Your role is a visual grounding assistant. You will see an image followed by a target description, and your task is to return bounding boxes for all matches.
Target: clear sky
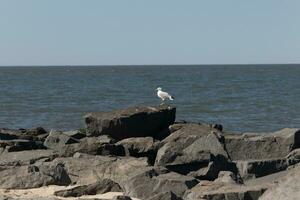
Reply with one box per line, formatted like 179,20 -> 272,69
0,0 -> 299,65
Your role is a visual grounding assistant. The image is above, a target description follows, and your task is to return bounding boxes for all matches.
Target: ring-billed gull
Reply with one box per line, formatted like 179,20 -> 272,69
156,87 -> 174,103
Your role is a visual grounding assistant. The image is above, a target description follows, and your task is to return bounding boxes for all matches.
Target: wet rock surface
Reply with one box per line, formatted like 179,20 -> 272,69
0,105 -> 299,200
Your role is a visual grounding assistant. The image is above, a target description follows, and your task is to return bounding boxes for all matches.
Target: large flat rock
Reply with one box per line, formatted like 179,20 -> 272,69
224,128 -> 300,160
84,105 -> 176,140
0,163 -> 71,189
0,127 -> 47,141
50,153 -> 150,185
0,149 -> 57,166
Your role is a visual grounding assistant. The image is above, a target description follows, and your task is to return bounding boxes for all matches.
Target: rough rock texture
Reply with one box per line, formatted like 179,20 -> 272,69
259,166 -> 300,200
43,130 -> 85,150
0,127 -> 47,141
224,128 -> 300,160
0,197 -> 60,200
0,139 -> 45,152
49,154 -> 149,185
0,163 -> 71,189
123,167 -> 198,199
187,154 -> 238,181
214,171 -> 237,184
286,148 -> 300,160
116,137 -> 158,164
112,196 -> 133,200
57,135 -> 115,157
54,179 -> 122,197
184,181 -> 267,200
234,158 -> 291,180
154,123 -> 237,180
155,124 -> 227,166
0,150 -> 57,166
84,105 -> 176,140
147,191 -> 182,200
0,105 -> 299,200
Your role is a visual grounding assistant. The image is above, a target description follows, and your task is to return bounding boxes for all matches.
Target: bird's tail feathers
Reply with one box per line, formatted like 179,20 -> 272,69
169,96 -> 174,100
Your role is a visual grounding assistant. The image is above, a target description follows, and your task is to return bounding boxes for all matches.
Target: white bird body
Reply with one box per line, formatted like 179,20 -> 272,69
156,87 -> 174,101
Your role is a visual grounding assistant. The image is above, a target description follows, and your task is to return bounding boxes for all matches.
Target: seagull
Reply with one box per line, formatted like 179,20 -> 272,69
156,87 -> 174,104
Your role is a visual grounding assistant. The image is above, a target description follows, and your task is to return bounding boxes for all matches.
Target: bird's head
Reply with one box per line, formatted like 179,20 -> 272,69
156,87 -> 162,91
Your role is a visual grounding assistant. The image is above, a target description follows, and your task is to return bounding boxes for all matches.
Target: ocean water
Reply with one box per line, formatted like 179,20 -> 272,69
0,65 -> 299,133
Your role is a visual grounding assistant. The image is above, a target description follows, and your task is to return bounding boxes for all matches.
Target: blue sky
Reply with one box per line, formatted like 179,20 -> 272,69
0,0 -> 299,65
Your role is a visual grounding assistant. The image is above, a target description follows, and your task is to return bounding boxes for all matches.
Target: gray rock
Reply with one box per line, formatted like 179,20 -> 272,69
49,154 -> 149,185
259,166 -> 300,200
224,128 -> 300,160
57,135 -> 118,157
116,137 -> 158,164
84,105 -> 176,140
155,124 -> 227,166
188,154 -> 239,181
0,139 -> 45,152
54,179 -> 122,197
0,127 -> 47,141
97,143 -> 125,156
286,148 -> 300,160
147,191 -> 182,200
214,171 -> 237,184
43,130 -> 85,150
235,158 -> 291,180
23,127 -> 48,137
1,198 -> 60,200
154,123 -> 236,180
123,167 -> 198,199
0,149 -> 57,166
0,163 -> 71,189
112,196 -> 132,200
184,181 -> 267,200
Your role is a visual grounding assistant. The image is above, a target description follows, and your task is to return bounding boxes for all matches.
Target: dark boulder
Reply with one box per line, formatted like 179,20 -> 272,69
97,143 -> 125,156
0,139 -> 45,152
0,127 -> 47,141
147,191 -> 182,200
84,105 -> 176,140
187,154 -> 239,181
122,167 -> 198,199
224,128 -> 300,160
54,179 -> 122,197
0,128 -> 25,140
24,127 -> 47,136
112,196 -> 132,200
234,158 -> 298,180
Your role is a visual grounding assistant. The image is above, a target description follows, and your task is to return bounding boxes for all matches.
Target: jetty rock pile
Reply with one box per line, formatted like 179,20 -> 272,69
0,105 -> 299,200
